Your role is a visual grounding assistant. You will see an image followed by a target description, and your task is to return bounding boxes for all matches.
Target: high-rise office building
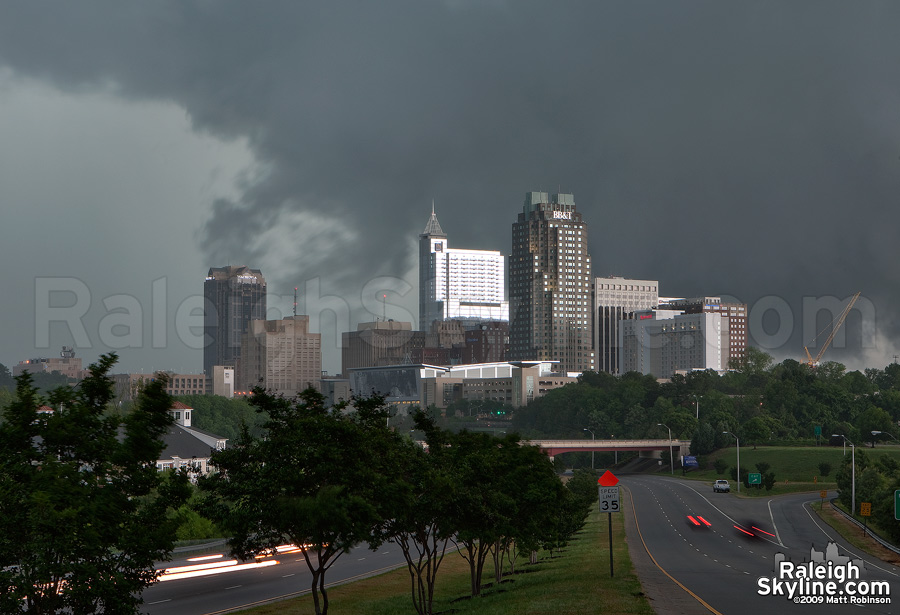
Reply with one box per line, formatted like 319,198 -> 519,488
419,207 -> 508,332
594,277 -> 659,374
203,266 -> 267,377
240,316 -> 321,396
509,192 -> 594,373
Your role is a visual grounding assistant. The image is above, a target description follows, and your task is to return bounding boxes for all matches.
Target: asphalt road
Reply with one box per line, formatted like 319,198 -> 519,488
141,543 -> 408,615
141,477 -> 900,615
623,475 -> 900,614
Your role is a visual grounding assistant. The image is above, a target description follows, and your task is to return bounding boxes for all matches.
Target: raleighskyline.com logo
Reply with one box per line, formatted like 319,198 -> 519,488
757,542 -> 890,605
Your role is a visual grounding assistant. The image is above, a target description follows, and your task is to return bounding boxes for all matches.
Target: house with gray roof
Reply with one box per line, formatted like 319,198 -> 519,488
156,401 -> 227,478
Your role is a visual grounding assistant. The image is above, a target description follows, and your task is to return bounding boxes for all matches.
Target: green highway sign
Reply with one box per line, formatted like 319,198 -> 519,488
749,473 -> 762,485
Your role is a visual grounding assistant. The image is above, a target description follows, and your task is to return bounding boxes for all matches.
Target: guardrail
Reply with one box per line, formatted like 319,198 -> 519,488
826,498 -> 900,555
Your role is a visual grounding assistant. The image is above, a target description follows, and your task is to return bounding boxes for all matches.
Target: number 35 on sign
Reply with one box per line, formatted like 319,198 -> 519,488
599,486 -> 620,512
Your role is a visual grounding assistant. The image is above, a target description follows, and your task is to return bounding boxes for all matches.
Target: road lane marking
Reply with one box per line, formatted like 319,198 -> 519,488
765,498 -> 786,547
625,484 -> 724,615
147,599 -> 171,605
802,499 -> 900,578
225,585 -> 242,590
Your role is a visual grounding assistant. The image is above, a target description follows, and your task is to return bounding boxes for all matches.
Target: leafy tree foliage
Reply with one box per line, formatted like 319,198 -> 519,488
0,354 -> 190,615
0,363 -> 14,389
201,387 -> 395,615
370,410 -> 457,615
175,393 -> 266,441
690,422 -> 716,455
513,351 -> 900,460
713,458 -> 728,474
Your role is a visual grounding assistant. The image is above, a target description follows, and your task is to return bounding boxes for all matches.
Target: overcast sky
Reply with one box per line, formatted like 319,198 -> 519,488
1,1 -> 898,376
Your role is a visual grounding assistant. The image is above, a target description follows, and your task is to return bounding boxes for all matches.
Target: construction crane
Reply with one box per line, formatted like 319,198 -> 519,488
804,291 -> 861,367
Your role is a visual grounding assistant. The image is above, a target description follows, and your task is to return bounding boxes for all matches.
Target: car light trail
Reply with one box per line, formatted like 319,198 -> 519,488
751,526 -> 774,537
158,560 -> 279,582
687,515 -> 711,526
186,554 -> 225,562
733,525 -> 755,536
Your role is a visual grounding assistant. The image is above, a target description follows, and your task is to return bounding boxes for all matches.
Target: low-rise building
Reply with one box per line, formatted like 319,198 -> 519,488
13,347 -> 88,380
156,401 -> 227,478
348,360 -> 576,412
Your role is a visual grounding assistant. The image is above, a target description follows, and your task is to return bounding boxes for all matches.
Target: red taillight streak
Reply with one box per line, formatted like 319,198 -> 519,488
687,516 -> 700,526
697,516 -> 711,526
752,526 -> 774,537
734,525 -> 755,536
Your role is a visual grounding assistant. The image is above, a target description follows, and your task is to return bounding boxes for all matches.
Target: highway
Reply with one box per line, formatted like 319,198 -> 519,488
141,543 -> 408,615
141,477 -> 900,614
624,475 -> 900,614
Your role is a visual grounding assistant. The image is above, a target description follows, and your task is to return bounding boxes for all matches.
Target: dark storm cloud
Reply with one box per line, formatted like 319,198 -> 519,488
2,1 -> 899,367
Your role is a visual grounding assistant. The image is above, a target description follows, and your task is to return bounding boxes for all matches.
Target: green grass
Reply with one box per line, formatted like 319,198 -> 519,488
681,444 -> 900,496
232,508 -> 653,615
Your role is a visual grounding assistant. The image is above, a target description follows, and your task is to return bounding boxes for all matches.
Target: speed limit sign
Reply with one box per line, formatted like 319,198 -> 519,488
599,486 -> 620,513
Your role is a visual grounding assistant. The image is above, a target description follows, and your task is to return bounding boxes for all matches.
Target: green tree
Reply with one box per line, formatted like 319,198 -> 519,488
0,362 -> 13,389
202,387 -> 394,615
373,410 -> 457,615
690,422 -> 716,455
835,448 -> 869,512
858,406 -> 893,447
817,461 -> 832,478
449,430 -> 511,596
0,354 -> 190,615
714,458 -> 728,475
499,437 -> 570,580
742,415 -> 775,449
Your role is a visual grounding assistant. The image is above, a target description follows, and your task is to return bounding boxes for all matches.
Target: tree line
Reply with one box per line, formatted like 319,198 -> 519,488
199,385 -> 592,615
513,348 -> 900,451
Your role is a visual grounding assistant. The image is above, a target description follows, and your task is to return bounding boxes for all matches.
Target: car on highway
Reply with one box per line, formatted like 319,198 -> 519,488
713,479 -> 730,493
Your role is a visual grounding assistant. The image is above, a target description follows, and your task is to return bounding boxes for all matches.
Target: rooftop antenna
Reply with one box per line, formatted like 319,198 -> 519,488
293,287 -> 298,317
383,294 -> 387,322
432,199 -> 435,215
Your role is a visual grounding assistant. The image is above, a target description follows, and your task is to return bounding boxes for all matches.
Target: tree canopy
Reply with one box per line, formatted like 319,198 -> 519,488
0,354 -> 190,615
512,354 -> 900,451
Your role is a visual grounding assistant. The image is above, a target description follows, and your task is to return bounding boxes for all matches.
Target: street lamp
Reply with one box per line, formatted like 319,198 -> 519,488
840,435 -> 856,515
723,431 -> 740,492
872,430 -> 900,445
583,428 -> 595,470
692,395 -> 702,420
658,423 -> 673,475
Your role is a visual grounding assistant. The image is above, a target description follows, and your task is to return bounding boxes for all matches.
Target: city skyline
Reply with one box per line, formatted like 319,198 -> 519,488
1,3 -> 897,375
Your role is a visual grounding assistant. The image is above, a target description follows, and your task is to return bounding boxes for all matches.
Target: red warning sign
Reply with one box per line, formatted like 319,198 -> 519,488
597,470 -> 619,487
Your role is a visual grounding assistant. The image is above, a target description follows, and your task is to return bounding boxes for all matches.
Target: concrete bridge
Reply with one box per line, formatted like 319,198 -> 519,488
525,438 -> 689,461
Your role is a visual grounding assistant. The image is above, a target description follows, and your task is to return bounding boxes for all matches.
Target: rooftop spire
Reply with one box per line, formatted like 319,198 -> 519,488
422,202 -> 446,237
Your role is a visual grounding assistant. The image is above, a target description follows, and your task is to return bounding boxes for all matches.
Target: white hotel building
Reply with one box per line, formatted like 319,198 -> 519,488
419,208 -> 509,332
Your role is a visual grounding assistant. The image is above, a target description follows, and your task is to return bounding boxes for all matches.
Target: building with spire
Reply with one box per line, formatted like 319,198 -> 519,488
509,192 -> 594,374
418,205 -> 508,333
